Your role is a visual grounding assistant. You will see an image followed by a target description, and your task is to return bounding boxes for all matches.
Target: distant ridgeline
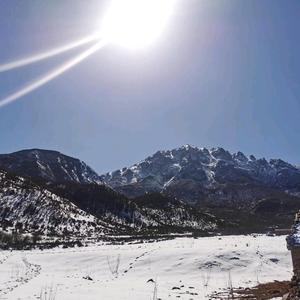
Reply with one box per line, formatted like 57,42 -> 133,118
0,146 -> 300,239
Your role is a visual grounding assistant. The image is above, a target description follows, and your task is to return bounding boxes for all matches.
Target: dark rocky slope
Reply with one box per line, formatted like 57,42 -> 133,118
102,145 -> 300,209
0,149 -> 102,184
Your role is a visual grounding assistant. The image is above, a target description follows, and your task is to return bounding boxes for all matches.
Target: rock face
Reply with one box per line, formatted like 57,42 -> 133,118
101,145 -> 300,207
0,149 -> 102,184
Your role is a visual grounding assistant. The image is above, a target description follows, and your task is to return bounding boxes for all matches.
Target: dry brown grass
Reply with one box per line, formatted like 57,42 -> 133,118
210,280 -> 291,299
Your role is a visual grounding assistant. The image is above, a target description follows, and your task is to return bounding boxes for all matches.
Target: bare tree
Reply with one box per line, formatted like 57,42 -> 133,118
106,254 -> 121,278
201,268 -> 212,289
39,284 -> 58,300
227,270 -> 234,299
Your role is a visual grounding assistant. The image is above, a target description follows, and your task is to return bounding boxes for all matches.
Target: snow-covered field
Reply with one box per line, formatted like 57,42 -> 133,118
0,235 -> 292,299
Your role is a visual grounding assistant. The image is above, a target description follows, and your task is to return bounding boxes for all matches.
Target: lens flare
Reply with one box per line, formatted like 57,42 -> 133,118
0,35 -> 97,73
0,1 -> 177,108
0,40 -> 107,108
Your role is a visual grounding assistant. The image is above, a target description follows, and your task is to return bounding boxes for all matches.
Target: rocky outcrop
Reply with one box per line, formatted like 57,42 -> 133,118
102,145 -> 300,207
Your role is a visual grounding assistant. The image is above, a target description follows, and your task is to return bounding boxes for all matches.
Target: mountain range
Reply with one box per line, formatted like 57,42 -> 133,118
0,146 -> 299,238
102,145 -> 300,206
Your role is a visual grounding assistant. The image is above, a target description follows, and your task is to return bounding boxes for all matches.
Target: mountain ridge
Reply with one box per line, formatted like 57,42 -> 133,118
101,144 -> 300,206
1,145 -> 300,238
0,166 -> 217,237
0,168 -> 109,237
0,148 -> 102,184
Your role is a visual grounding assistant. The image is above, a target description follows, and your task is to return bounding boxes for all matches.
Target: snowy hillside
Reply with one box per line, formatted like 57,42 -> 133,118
0,149 -> 102,184
0,235 -> 292,299
102,145 -> 300,206
0,169 -> 108,237
46,183 -> 218,233
132,193 -> 217,231
0,169 -> 217,237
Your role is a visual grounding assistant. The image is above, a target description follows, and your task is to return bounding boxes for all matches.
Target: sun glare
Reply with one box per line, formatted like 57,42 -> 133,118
100,0 -> 176,49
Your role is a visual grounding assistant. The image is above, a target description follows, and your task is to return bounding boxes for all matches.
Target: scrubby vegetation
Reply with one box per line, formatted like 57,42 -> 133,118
211,280 -> 291,299
0,230 -> 40,250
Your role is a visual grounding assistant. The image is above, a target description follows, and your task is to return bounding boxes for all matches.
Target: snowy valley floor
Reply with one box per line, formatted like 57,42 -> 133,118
0,235 -> 293,300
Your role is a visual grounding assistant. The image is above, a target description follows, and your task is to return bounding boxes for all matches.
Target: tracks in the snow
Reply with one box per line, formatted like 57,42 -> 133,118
0,253 -> 11,266
0,254 -> 41,297
122,248 -> 156,276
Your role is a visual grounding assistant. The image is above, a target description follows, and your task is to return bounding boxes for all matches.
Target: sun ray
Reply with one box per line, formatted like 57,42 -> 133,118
0,40 -> 107,108
0,35 -> 98,73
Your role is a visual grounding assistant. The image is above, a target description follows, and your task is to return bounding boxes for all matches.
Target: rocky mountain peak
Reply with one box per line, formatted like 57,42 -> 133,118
269,159 -> 296,170
210,147 -> 232,161
233,151 -> 249,163
101,145 -> 300,205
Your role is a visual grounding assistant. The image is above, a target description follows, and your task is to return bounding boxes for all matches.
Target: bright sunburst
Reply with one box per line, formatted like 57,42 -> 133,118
100,0 -> 176,49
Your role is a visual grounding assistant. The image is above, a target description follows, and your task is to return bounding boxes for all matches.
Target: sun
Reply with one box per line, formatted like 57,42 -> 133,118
100,0 -> 176,49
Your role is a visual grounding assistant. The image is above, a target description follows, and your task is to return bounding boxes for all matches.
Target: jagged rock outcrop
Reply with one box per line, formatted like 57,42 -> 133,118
102,145 -> 300,207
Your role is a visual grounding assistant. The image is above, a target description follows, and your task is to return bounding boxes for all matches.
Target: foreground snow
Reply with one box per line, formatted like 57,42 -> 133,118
0,235 -> 292,299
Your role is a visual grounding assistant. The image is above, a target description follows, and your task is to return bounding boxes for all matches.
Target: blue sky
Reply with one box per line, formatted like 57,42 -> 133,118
0,0 -> 299,173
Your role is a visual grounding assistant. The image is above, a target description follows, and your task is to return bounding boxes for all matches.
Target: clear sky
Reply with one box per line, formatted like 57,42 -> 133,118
0,0 -> 299,173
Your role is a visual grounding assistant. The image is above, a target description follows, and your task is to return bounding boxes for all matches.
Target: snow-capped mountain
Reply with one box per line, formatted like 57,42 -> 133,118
1,146 -> 299,237
0,149 -> 102,184
101,145 -> 300,206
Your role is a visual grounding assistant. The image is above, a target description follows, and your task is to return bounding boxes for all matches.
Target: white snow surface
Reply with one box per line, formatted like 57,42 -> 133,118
0,235 -> 292,299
